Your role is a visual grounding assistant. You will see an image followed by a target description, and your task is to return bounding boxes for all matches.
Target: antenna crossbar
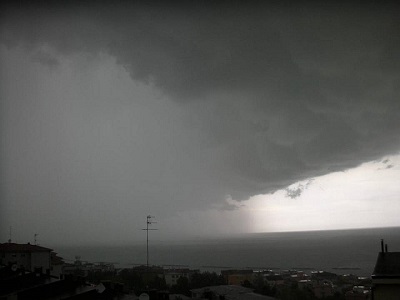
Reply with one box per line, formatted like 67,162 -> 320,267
142,215 -> 158,268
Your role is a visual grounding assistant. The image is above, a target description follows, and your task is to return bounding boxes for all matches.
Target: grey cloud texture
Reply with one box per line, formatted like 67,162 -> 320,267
1,1 -> 400,242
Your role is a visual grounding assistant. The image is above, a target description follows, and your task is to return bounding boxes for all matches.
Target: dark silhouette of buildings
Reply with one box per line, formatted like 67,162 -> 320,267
371,240 -> 400,300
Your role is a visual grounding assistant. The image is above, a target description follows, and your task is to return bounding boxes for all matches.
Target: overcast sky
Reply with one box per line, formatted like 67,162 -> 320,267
1,1 -> 399,245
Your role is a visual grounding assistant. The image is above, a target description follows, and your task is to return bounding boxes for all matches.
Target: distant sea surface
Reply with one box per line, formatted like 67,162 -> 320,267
57,227 -> 400,276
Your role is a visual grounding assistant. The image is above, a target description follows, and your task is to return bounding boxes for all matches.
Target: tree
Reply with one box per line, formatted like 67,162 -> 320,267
170,276 -> 190,296
190,272 -> 225,289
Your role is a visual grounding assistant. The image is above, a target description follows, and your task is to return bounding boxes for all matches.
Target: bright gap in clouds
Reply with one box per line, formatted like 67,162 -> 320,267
161,155 -> 400,240
245,155 -> 400,233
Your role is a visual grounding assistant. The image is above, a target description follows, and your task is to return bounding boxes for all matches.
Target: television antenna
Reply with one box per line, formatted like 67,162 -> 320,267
142,215 -> 158,268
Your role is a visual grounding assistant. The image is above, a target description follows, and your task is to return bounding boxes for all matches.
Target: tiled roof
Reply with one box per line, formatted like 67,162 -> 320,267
191,285 -> 254,295
0,243 -> 53,253
191,285 -> 276,300
372,252 -> 400,278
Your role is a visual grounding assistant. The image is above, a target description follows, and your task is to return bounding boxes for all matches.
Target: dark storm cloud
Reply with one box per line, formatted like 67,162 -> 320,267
1,1 -> 400,206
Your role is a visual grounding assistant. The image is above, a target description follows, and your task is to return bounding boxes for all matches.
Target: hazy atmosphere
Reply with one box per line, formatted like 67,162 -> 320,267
1,1 -> 400,245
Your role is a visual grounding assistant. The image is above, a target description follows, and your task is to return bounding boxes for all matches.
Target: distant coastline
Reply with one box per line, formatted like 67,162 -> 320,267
56,226 -> 400,277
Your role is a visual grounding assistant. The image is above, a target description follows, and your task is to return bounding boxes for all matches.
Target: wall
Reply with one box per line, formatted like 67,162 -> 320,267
0,252 -> 31,270
30,251 -> 51,272
373,284 -> 400,300
165,272 -> 189,286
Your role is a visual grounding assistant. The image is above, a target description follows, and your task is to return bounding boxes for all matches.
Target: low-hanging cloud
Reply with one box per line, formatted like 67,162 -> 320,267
1,2 -> 400,241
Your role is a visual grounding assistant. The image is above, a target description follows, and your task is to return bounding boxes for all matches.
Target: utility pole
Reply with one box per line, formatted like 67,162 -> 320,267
142,215 -> 157,268
34,233 -> 38,245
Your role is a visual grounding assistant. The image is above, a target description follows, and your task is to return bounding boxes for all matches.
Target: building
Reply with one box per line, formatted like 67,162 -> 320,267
312,280 -> 334,299
164,268 -> 191,286
221,269 -> 254,286
0,242 -> 52,274
298,279 -> 312,291
0,264 -> 133,300
345,286 -> 370,300
371,240 -> 400,300
50,251 -> 64,278
264,274 -> 285,286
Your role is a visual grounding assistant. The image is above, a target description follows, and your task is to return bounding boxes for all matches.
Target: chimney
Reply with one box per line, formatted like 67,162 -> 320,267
381,239 -> 384,253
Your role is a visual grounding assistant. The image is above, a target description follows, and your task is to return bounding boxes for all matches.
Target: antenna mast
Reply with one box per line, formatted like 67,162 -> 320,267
142,215 -> 158,268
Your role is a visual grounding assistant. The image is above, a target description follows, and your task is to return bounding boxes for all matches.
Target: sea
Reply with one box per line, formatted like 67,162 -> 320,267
56,227 -> 400,277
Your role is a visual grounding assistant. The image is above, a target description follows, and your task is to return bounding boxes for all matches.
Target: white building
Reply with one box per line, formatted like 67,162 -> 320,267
0,242 -> 52,274
164,269 -> 191,286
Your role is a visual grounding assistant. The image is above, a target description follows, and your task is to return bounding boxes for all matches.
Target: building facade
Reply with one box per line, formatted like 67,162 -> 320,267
0,242 -> 52,274
164,269 -> 191,286
371,241 -> 400,300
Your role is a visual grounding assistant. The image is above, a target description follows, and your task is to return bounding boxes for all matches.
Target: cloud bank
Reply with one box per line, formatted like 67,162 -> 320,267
1,1 -> 399,241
